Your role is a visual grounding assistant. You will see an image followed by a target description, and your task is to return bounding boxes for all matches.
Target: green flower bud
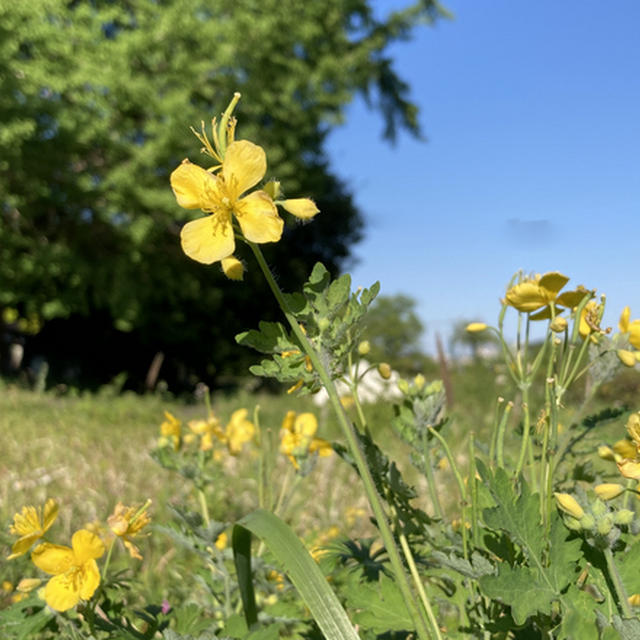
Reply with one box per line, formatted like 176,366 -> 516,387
591,499 -> 607,517
397,379 -> 409,394
564,516 -> 583,531
317,317 -> 330,331
579,514 -> 596,530
614,509 -> 635,526
357,340 -> 371,356
378,363 -> 392,380
597,514 -> 613,536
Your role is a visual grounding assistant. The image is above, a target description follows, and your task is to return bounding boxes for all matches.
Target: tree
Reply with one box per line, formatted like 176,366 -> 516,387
362,294 -> 431,374
0,0 -> 446,389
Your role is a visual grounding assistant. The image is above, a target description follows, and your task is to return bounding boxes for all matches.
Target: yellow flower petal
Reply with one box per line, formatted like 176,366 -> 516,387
505,281 -> 550,312
555,287 -> 589,309
309,437 -> 332,457
613,438 -> 637,459
538,272 -> 569,296
618,459 -> 640,480
71,530 -> 105,563
295,413 -> 318,438
44,573 -> 82,611
170,160 -> 221,210
235,191 -> 283,243
31,543 -> 75,575
629,320 -> 640,350
180,213 -> 235,264
222,140 -> 267,198
281,198 -> 320,220
620,306 -> 631,333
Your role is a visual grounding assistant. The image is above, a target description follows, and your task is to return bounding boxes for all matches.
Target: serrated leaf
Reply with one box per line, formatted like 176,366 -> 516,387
613,615 -> 640,640
432,550 -> 495,579
235,321 -> 292,354
346,573 -> 414,633
326,274 -> 351,312
478,463 -> 545,564
557,586 -> 600,640
479,564 -> 555,625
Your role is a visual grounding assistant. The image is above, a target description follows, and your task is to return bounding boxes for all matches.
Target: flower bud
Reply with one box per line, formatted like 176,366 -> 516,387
627,412 -> 640,445
591,498 -> 607,517
614,509 -> 635,526
281,198 -> 319,220
554,493 -> 585,519
618,349 -> 637,368
413,374 -> 426,390
221,256 -> 244,281
564,516 -> 582,531
549,317 -> 568,333
263,179 -> 281,199
357,340 -> 371,356
580,514 -> 596,530
378,363 -> 392,380
466,322 -> 487,333
317,317 -> 330,331
16,578 -> 42,593
397,378 -> 409,394
597,514 -> 613,536
628,594 -> 640,607
598,445 -> 616,461
594,483 -> 625,501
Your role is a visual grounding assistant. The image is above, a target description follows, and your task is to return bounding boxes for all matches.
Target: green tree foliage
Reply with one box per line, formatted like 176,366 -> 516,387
0,0 -> 445,388
362,294 -> 430,374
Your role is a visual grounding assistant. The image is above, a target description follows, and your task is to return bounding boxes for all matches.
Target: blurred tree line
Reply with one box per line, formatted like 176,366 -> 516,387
0,0 -> 445,391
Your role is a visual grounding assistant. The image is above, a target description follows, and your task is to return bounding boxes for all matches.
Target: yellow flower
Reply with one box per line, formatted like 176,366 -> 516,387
619,307 -> 640,349
215,532 -> 228,550
505,272 -> 569,313
8,499 -> 59,559
554,492 -> 585,519
31,529 -> 105,611
280,411 -> 332,470
466,322 -> 487,332
225,408 -> 255,455
627,412 -> 640,447
505,272 -> 589,319
107,501 -> 151,560
171,141 -> 284,264
618,349 -> 637,368
159,410 -> 181,450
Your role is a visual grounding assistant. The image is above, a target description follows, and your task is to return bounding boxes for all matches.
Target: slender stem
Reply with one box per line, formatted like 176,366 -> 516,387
514,386 -> 531,478
422,429 -> 444,519
101,538 -> 116,581
391,504 -> 444,640
604,547 -> 632,618
198,489 -> 210,527
249,243 -> 434,639
428,427 -> 468,559
469,433 -> 480,547
496,401 -> 513,470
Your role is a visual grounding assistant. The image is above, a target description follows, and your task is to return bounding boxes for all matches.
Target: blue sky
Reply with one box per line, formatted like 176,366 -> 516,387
325,0 -> 640,351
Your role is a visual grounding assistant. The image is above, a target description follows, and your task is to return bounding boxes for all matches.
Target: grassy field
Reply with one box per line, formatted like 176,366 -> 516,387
2,362 -> 636,614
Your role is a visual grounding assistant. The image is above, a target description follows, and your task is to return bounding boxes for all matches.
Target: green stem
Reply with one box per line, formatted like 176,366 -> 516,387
428,427 -> 468,560
422,429 -> 444,519
198,489 -> 210,527
496,400 -> 513,470
469,433 -> 480,547
101,538 -> 116,581
604,546 -> 632,618
249,242 -> 434,639
514,385 -> 531,478
390,504 -> 444,640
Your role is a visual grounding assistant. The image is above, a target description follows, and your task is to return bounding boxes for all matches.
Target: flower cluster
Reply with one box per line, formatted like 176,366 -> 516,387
7,498 -> 151,612
279,411 -> 332,474
158,407 -> 256,458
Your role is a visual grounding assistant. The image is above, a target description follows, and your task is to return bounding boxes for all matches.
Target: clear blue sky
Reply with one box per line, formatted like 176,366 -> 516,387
325,0 -> 640,351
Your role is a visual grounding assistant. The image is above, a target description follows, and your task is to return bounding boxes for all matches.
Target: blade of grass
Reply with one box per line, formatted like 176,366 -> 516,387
233,508 -> 360,640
